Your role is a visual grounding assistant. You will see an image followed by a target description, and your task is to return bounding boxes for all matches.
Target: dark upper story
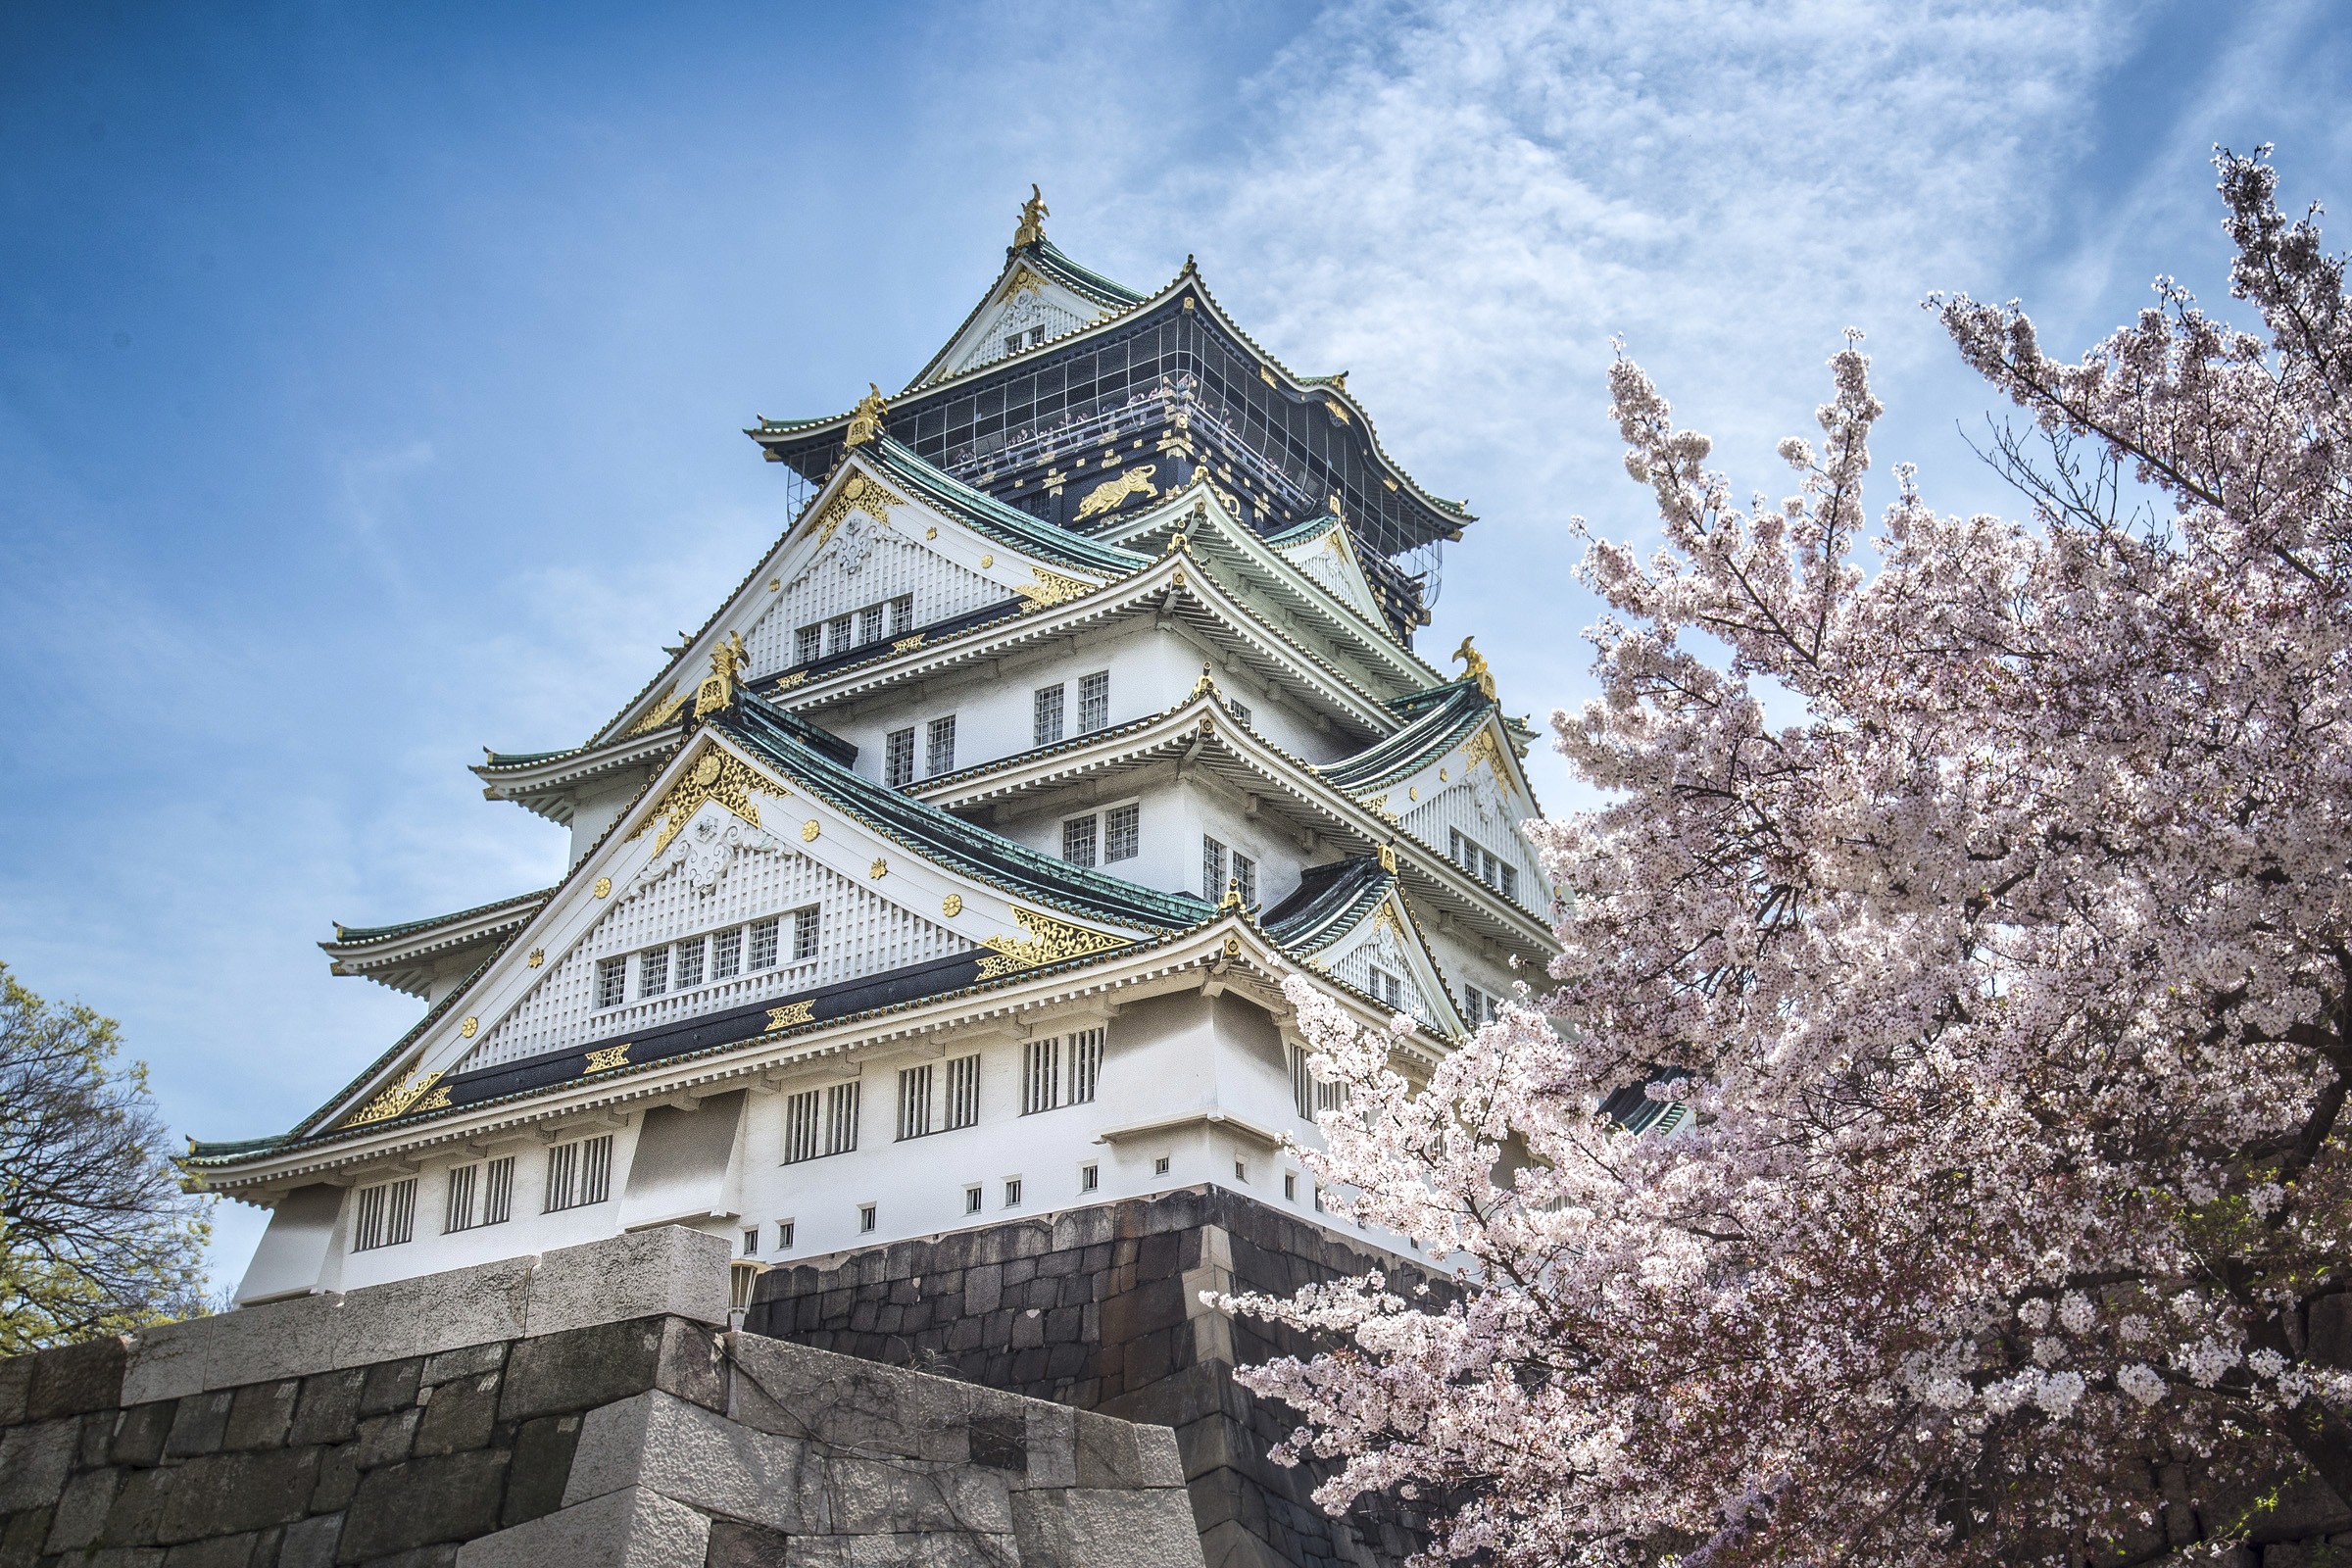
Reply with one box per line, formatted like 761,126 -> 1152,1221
747,242 -> 1474,643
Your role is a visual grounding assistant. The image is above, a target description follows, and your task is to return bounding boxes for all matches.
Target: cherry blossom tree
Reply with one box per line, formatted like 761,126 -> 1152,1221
1227,149 -> 2352,1566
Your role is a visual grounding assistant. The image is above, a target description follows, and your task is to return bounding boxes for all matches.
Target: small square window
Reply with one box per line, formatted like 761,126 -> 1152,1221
741,1228 -> 760,1256
1004,1177 -> 1023,1208
1234,1159 -> 1248,1182
792,906 -> 820,961
1062,814 -> 1098,867
749,918 -> 779,970
966,1185 -> 984,1214
1228,699 -> 1252,729
825,613 -> 854,656
1080,1162 -> 1099,1193
796,624 -> 822,664
1153,1155 -> 1171,1177
1028,326 -> 1046,347
1004,333 -> 1023,356
858,1203 -> 877,1234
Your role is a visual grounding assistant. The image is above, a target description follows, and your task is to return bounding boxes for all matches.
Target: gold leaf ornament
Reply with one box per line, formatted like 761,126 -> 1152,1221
975,906 -> 1131,979
632,747 -> 776,857
764,1001 -> 815,1032
942,894 -> 963,918
811,466 -> 904,549
1074,465 -> 1159,522
1016,568 -> 1095,612
342,1068 -> 447,1129
584,1043 -> 631,1074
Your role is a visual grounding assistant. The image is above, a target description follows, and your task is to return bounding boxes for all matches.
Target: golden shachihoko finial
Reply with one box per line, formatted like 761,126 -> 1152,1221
1014,183 -> 1049,249
844,384 -> 887,448
1453,636 -> 1496,700
694,631 -> 750,718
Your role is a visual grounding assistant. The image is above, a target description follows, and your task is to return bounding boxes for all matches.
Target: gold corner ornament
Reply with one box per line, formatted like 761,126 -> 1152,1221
1074,465 -> 1158,522
976,906 -> 1131,979
813,469 -> 905,551
633,746 -> 777,857
1452,636 -> 1497,700
1463,726 -> 1503,781
527,948 -> 545,968
1219,877 -> 1244,911
584,1043 -> 631,1074
844,384 -> 888,448
1013,183 -> 1048,249
764,1001 -> 815,1032
1004,264 -> 1045,300
629,685 -> 690,735
342,1068 -> 448,1129
694,632 -> 750,719
1189,664 -> 1218,701
1016,567 -> 1094,612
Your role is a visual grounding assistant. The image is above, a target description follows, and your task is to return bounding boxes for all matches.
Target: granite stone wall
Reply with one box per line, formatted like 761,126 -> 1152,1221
742,1186 -> 1440,1568
0,1227 -> 1203,1568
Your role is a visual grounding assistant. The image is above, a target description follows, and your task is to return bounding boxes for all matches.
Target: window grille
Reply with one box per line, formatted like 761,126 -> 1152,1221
1034,684 -> 1065,746
1028,326 -> 1046,347
545,1141 -> 577,1211
888,595 -> 912,638
445,1164 -> 479,1233
1103,805 -> 1138,863
1080,1162 -> 1099,1193
1078,671 -> 1108,732
1233,853 -> 1257,907
1021,1037 -> 1062,1115
1004,333 -> 1022,356
792,906 -> 820,960
885,728 -> 915,788
742,1228 -> 760,1256
777,1219 -> 795,1250
796,625 -> 822,664
1201,837 -> 1227,902
639,947 -> 669,999
544,1135 -> 612,1212
825,613 -> 853,655
1449,829 -> 1518,901
927,716 -> 956,775
966,1186 -> 984,1213
674,936 -> 706,990
353,1178 -> 415,1251
858,604 -> 884,645
1290,1042 -> 1316,1120
749,918 -> 780,970
596,957 -> 627,1009
825,1082 -> 860,1155
1069,1028 -> 1103,1104
1463,984 -> 1501,1026
782,1091 -> 821,1163
896,1064 -> 934,1141
1228,699 -> 1252,729
943,1054 -> 980,1130
711,928 -> 742,980
1369,966 -> 1404,1009
1061,814 -> 1098,867
483,1156 -> 514,1225
1154,1155 -> 1171,1176
1004,1178 -> 1023,1207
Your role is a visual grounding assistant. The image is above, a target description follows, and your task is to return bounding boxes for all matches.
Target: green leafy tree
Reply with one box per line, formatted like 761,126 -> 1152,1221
0,962 -> 212,1351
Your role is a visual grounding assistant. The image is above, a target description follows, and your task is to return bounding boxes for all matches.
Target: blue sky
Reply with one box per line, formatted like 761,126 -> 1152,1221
5,0 -> 2348,1292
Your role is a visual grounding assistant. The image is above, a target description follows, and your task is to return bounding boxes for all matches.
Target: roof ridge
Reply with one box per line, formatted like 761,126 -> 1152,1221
326,885 -> 558,948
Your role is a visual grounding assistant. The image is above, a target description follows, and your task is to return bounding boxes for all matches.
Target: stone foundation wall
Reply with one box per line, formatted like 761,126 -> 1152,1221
0,1227 -> 1203,1568
743,1186 -> 1439,1568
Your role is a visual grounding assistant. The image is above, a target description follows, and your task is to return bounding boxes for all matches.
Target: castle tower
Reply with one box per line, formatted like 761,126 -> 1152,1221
192,193 -> 1554,1567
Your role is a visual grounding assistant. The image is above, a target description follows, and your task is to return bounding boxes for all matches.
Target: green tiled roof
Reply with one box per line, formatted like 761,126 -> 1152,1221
1022,238 -> 1147,310
1316,679 -> 1494,793
863,437 -> 1150,577
1262,858 -> 1396,955
328,886 -> 555,947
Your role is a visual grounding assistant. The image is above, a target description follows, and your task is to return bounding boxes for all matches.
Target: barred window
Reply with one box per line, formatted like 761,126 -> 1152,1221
965,1185 -> 984,1214
1291,1042 -> 1315,1120
749,918 -> 779,970
896,1064 -> 934,1141
825,1082 -> 860,1156
792,906 -> 820,960
674,935 -> 706,990
596,956 -> 627,1009
777,1219 -> 795,1250
1462,985 -> 1499,1027
825,613 -> 854,656
1080,1162 -> 1099,1193
943,1054 -> 980,1130
544,1135 -> 612,1212
1103,805 -> 1139,863
796,624 -> 822,664
711,928 -> 742,980
1004,1177 -> 1023,1208
1034,683 -> 1065,746
1068,1028 -> 1103,1104
353,1178 -> 416,1252
1078,670 -> 1108,733
1233,852 -> 1257,907
858,604 -> 884,645
1061,814 -> 1098,867
859,1203 -> 876,1233
742,1227 -> 760,1256
1021,1037 -> 1062,1116
639,947 -> 669,999
1227,698 -> 1252,729
1448,829 -> 1519,901
1368,967 -> 1404,1010
885,727 -> 915,788
1201,837 -> 1227,902
888,595 -> 912,638
782,1090 -> 821,1164
482,1156 -> 514,1225
444,1163 -> 479,1233
927,716 -> 956,775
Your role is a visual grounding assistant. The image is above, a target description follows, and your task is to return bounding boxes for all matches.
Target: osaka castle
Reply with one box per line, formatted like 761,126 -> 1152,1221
192,189 -> 1552,1332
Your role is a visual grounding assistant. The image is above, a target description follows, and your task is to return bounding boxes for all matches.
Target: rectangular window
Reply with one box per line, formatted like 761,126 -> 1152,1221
885,728 -> 915,788
1235,1158 -> 1248,1182
859,1203 -> 877,1233
639,947 -> 669,999
825,1082 -> 860,1156
544,1135 -> 612,1212
1103,804 -> 1139,863
1028,326 -> 1046,348
792,906 -> 820,961
1233,853 -> 1257,907
1004,1177 -> 1023,1208
896,1064 -> 934,1141
1061,814 -> 1098,867
1369,966 -> 1404,1009
966,1185 -> 984,1214
749,918 -> 780,970
1285,1171 -> 1298,1200
1077,670 -> 1109,733
1228,699 -> 1252,729
1202,837 -> 1227,902
1004,332 -> 1023,356
858,604 -> 884,645
777,1219 -> 795,1250
1068,1028 -> 1103,1104
1021,1037 -> 1062,1116
825,612 -> 854,656
545,1141 -> 576,1212
1449,829 -> 1519,901
353,1178 -> 416,1251
1291,1043 -> 1316,1121
782,1091 -> 821,1164
742,1227 -> 760,1256
1034,683 -> 1065,747
674,936 -> 706,990
796,624 -> 822,665
888,595 -> 912,638
445,1164 -> 479,1233
943,1054 -> 981,1130
1154,1155 -> 1171,1176
483,1156 -> 514,1226
927,716 -> 956,775
596,956 -> 627,1010
1080,1162 -> 1099,1193
711,928 -> 742,980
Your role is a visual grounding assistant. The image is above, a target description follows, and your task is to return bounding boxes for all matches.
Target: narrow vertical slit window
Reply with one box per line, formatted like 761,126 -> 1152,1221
1004,1177 -> 1023,1207
1068,1028 -> 1103,1104
544,1141 -> 578,1212
1080,1162 -> 1099,1193
896,1064 -> 934,1141
825,1082 -> 860,1155
482,1156 -> 514,1225
858,1203 -> 877,1233
444,1164 -> 479,1233
1021,1037 -> 1063,1115
580,1136 -> 612,1205
943,1054 -> 981,1130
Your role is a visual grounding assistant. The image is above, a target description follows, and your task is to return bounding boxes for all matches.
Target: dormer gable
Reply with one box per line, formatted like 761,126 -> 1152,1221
1263,857 -> 1467,1036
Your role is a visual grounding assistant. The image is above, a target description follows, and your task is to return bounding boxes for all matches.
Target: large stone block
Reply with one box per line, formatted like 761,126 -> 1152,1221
725,1335 -> 969,1465
154,1448 -> 319,1543
43,1465 -> 120,1553
454,1483 -> 710,1568
339,1449 -> 511,1560
290,1368 -> 367,1446
821,1454 -> 1014,1537
500,1413 -> 581,1530
414,1372 -> 501,1456
500,1317 -> 722,1424
1010,1487 -> 1206,1568
0,1418 -> 78,1512
564,1390 -> 809,1533
524,1228 -> 730,1338
223,1379 -> 299,1450
27,1336 -> 128,1420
